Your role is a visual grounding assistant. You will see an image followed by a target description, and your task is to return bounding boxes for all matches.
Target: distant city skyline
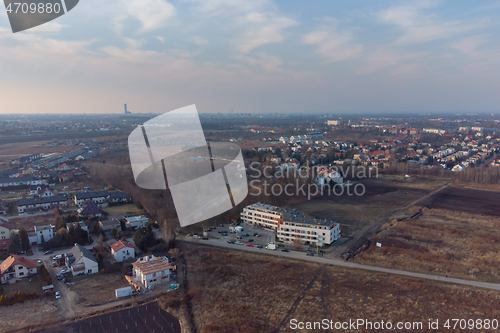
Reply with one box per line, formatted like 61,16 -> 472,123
1,1 -> 500,114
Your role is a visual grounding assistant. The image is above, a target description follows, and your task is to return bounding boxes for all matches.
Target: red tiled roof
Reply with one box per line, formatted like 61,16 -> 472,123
0,255 -> 38,274
110,240 -> 134,253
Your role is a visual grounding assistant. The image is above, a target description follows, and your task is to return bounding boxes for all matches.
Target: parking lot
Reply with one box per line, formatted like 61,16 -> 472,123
202,223 -> 275,246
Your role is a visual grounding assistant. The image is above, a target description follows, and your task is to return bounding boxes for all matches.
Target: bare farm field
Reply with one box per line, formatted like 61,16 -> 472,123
354,184 -> 500,282
419,184 -> 500,217
291,178 -> 435,238
67,272 -> 130,307
182,243 -> 500,333
9,213 -> 57,230
0,298 -> 59,333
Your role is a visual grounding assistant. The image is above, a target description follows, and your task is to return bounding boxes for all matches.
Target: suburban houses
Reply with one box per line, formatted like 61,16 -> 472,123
132,255 -> 175,290
16,195 -> 68,214
0,221 -> 15,240
73,191 -> 110,207
65,243 -> 99,276
99,217 -> 123,232
110,240 -> 135,262
0,255 -> 38,283
125,215 -> 149,229
34,224 -> 56,244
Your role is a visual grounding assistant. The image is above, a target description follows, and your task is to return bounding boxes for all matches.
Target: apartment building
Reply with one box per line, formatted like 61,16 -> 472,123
241,203 -> 340,246
241,203 -> 282,230
34,224 -> 55,244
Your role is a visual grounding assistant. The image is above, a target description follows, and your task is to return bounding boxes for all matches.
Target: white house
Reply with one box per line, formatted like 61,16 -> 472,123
0,255 -> 38,283
34,224 -> 55,244
125,216 -> 149,229
65,243 -> 98,276
110,240 -> 135,262
132,255 -> 175,289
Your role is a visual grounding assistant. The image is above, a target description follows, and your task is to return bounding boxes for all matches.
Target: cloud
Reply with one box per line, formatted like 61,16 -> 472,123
188,0 -> 297,54
376,2 -> 487,44
190,36 -> 209,46
302,22 -> 363,62
236,12 -> 297,53
114,0 -> 175,33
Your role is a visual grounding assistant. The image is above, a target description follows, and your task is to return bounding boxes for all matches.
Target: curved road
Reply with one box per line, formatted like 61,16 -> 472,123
181,237 -> 500,292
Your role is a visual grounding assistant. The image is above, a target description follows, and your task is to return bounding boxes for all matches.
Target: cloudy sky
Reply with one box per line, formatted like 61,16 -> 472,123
0,0 -> 499,114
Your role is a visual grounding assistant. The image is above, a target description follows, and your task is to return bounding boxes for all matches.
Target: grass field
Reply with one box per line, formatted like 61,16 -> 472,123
103,204 -> 145,217
180,243 -> 500,333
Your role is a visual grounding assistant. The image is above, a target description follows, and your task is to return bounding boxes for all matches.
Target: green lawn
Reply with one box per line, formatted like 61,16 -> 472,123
103,204 -> 145,217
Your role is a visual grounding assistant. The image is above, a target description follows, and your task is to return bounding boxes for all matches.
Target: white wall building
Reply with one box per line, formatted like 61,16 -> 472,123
125,215 -> 149,229
34,224 -> 55,244
73,191 -> 110,207
66,243 -> 98,276
16,195 -> 67,213
241,203 -> 341,246
132,256 -> 175,289
0,255 -> 38,283
110,240 -> 135,262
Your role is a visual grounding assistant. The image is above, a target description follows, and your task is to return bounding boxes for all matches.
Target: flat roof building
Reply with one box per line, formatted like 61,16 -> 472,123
241,203 -> 340,246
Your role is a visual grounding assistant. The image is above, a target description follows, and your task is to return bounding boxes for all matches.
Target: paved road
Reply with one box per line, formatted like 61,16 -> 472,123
181,237 -> 500,292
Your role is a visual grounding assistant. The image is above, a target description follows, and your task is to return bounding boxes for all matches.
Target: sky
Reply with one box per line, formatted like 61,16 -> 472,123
0,0 -> 499,114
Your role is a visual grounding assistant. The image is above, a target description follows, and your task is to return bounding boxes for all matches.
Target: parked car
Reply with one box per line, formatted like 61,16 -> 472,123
52,262 -> 58,267
193,235 -> 201,239
227,240 -> 235,244
219,224 -> 224,227
60,269 -> 70,275
247,239 -> 254,242
55,292 -> 61,299
65,281 -> 75,286
256,245 -> 263,249
56,274 -> 63,280
281,248 -> 289,252
201,237 -> 208,240
306,252 -> 314,256
52,254 -> 62,260
37,260 -> 42,264
246,243 -> 254,247
253,233 -> 259,236
43,250 -> 53,255
241,234 -> 249,237
235,241 -> 244,245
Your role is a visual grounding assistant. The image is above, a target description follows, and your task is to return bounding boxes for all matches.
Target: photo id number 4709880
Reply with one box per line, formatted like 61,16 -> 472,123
6,2 -> 61,14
